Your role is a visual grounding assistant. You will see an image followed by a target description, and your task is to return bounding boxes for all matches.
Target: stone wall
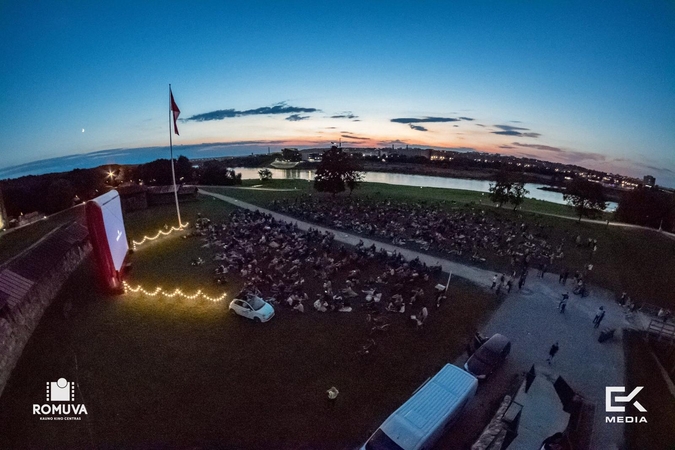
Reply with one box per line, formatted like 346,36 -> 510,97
0,221 -> 90,398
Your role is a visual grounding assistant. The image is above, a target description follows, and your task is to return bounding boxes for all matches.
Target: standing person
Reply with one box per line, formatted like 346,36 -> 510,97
518,272 -> 526,290
547,342 -> 559,364
491,274 -> 498,289
594,307 -> 606,328
559,292 -> 569,313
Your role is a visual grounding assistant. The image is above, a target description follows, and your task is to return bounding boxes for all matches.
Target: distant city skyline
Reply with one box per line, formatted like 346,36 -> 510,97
1,1 -> 674,185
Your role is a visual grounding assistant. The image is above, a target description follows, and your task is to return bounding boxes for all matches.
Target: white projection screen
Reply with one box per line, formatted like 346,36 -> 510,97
85,189 -> 129,291
97,190 -> 129,271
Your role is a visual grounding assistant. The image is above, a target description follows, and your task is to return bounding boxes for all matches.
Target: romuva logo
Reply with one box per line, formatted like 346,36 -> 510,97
605,386 -> 647,424
33,378 -> 88,420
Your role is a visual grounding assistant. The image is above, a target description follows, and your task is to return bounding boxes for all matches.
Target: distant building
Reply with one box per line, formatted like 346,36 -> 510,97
146,185 -> 198,206
643,175 -> 656,187
0,187 -> 7,230
117,184 -> 148,212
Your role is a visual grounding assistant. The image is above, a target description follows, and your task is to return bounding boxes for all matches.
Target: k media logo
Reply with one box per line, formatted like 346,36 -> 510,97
605,386 -> 647,423
33,378 -> 88,420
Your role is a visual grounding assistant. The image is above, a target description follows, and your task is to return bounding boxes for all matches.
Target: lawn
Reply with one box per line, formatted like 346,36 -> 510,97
226,178 -> 582,217
623,330 -> 675,450
0,196 -> 498,449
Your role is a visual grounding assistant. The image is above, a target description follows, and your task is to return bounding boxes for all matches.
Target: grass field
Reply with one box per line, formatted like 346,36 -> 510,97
0,196 -> 499,449
623,330 -> 675,450
235,178 -> 583,217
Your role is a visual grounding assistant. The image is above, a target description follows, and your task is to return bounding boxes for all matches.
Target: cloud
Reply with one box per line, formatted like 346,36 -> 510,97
331,112 -> 358,119
459,117 -> 474,121
495,125 -> 529,131
491,125 -> 541,138
493,130 -> 541,137
512,142 -> 562,152
391,116 -> 461,124
510,146 -> 607,164
634,163 -> 675,174
475,123 -> 486,127
186,102 -> 319,122
498,145 -> 516,149
286,114 -> 310,121
341,134 -> 369,140
409,124 -> 428,132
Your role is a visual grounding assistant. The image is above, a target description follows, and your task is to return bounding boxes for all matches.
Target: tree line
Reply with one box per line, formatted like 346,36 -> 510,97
0,156 -> 242,219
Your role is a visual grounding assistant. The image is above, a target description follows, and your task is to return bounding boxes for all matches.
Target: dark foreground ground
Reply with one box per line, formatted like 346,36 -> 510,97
0,199 -> 498,449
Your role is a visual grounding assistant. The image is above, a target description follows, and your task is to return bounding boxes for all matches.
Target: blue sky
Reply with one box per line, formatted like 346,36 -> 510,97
1,1 -> 674,185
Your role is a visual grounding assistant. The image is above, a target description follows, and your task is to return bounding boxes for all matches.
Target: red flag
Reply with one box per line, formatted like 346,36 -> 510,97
170,88 -> 180,135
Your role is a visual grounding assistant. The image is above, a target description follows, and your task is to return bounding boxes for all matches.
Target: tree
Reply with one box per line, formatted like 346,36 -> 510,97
508,182 -> 529,211
200,163 -> 242,186
563,178 -> 607,221
175,155 -> 193,182
345,170 -> 364,196
281,148 -> 302,162
616,187 -> 675,231
488,173 -> 512,207
314,146 -> 363,196
258,168 -> 273,182
45,179 -> 75,214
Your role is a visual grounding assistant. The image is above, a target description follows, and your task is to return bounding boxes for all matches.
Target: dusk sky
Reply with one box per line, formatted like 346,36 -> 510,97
1,1 -> 674,185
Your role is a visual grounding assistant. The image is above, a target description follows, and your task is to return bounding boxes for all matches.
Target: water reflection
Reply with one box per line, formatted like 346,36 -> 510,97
232,168 -> 618,211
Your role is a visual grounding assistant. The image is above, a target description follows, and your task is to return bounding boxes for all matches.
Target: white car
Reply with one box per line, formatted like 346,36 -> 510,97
229,294 -> 275,323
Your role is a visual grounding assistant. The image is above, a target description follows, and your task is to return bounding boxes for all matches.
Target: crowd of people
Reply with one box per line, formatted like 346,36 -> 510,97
271,196 -> 567,274
190,209 -> 446,332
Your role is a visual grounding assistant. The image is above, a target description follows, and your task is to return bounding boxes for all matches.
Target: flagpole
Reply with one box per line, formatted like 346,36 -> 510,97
169,84 -> 182,227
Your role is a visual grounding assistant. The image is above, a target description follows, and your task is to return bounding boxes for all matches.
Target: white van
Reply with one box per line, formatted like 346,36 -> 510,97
361,364 -> 478,450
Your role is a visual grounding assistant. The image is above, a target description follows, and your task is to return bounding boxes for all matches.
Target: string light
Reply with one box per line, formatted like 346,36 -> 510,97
123,281 -> 227,302
132,223 -> 189,250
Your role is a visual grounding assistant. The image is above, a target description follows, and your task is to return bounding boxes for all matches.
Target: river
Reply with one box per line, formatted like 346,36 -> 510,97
232,168 -> 618,211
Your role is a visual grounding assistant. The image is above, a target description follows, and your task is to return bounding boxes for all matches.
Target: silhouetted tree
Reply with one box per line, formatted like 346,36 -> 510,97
563,178 -> 607,221
200,163 -> 242,186
345,170 -> 364,196
488,172 -> 512,207
45,179 -> 75,214
175,155 -> 193,182
508,182 -> 529,211
616,187 -> 675,231
314,146 -> 363,196
258,168 -> 273,181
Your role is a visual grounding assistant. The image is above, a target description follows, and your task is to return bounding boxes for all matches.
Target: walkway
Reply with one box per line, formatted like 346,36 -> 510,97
200,188 -> 628,449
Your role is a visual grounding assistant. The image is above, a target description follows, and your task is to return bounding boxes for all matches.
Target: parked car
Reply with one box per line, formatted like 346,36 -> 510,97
464,333 -> 511,379
229,294 -> 275,323
361,364 -> 478,450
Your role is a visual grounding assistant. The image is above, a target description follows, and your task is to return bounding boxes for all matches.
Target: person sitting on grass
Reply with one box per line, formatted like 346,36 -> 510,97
292,300 -> 304,313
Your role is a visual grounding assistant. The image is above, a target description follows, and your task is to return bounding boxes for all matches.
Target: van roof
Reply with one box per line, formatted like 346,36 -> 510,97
380,364 -> 477,450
